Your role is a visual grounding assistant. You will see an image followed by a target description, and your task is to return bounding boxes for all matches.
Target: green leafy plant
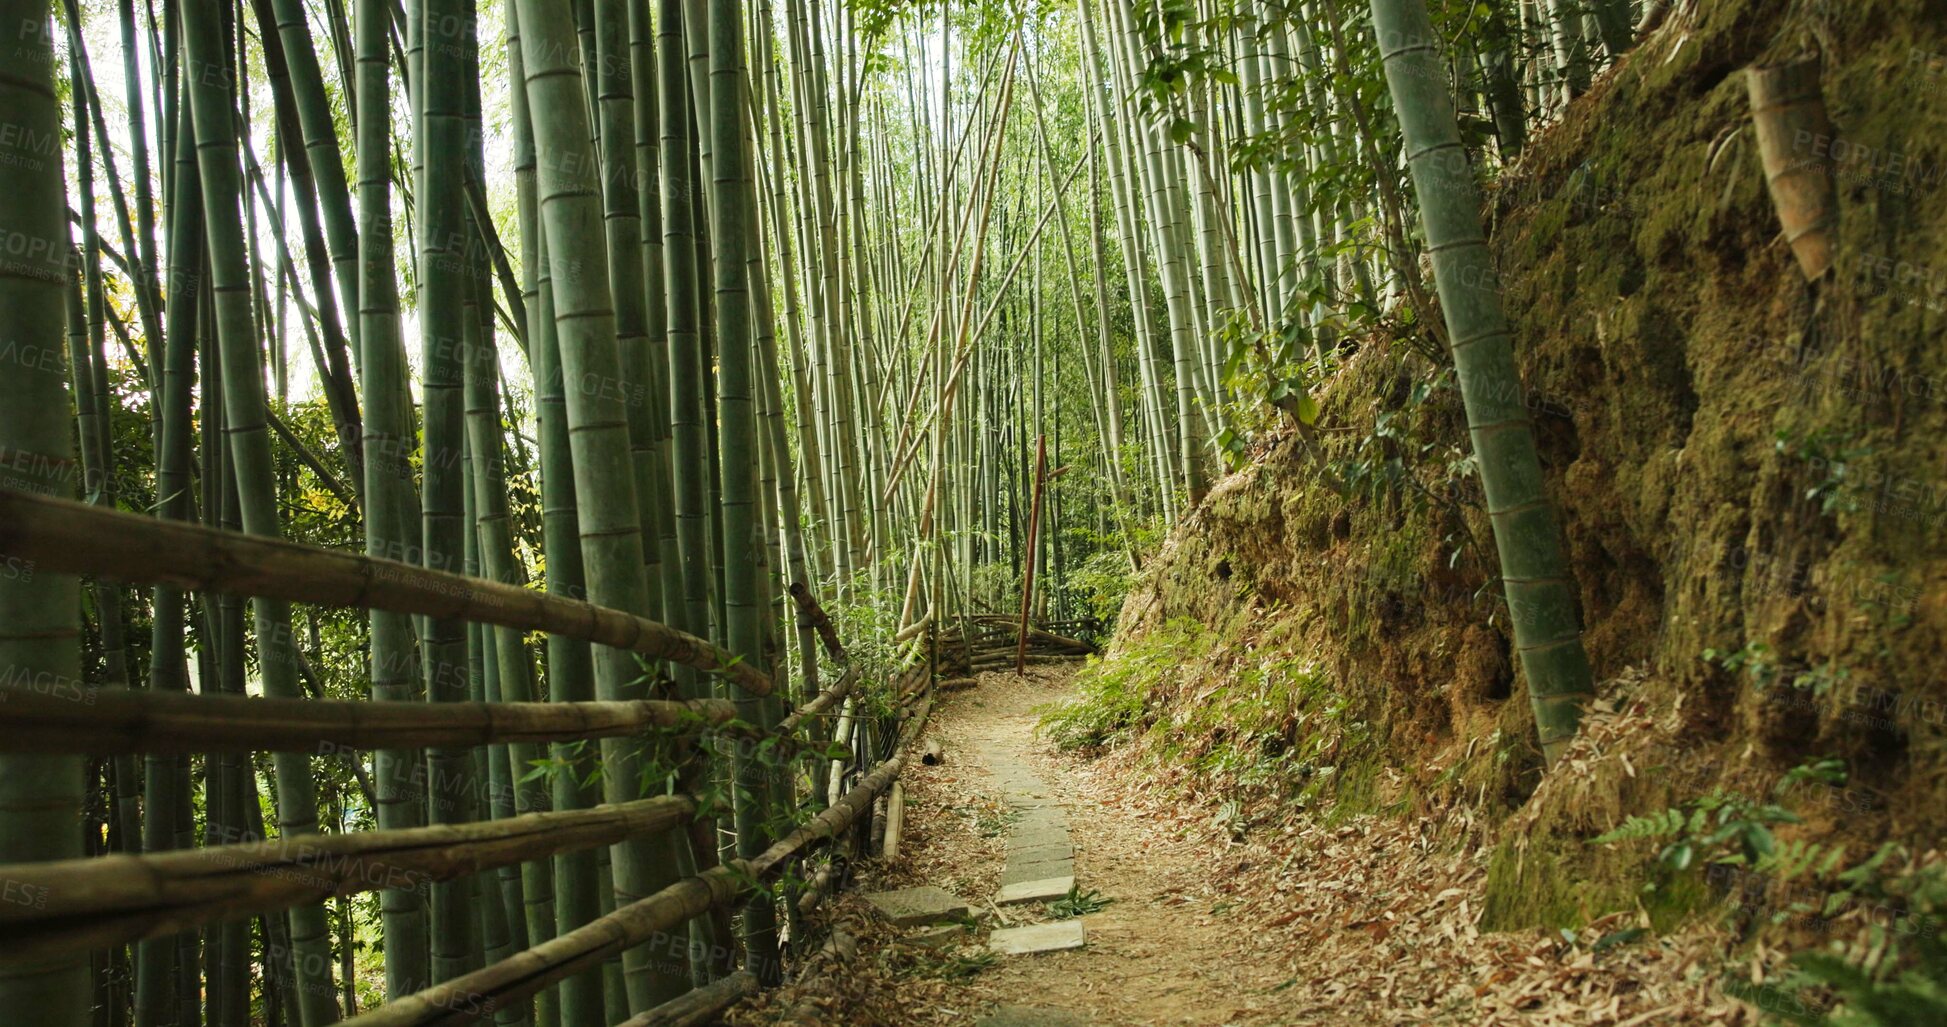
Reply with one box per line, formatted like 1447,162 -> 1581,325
972,807 -> 1020,839
1592,790 -> 1801,872
1705,643 -> 1854,700
1722,852 -> 1947,1025
1049,886 -> 1114,919
1774,428 -> 1874,517
1703,641 -> 1781,689
1037,619 -> 1213,752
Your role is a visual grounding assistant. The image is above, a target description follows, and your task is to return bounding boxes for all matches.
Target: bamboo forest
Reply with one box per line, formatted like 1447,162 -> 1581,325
2,0 -> 1945,1022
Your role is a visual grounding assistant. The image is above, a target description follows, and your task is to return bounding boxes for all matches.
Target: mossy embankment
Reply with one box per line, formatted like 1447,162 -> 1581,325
1057,0 -> 1947,934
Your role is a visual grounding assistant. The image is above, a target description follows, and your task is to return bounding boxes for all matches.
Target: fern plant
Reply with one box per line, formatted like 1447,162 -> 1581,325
1728,854 -> 1947,1025
1592,790 -> 1800,871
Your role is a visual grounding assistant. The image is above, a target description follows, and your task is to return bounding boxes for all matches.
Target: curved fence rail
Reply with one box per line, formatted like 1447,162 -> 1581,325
0,485 -> 936,1023
0,486 -> 1104,1024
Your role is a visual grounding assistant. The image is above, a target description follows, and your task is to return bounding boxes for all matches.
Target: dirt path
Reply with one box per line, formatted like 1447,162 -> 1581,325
734,664 -> 1742,1026
925,666 -> 1297,1026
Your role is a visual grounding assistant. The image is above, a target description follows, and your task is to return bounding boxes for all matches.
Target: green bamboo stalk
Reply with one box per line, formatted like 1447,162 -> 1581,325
136,77 -> 207,1027
629,0 -> 687,635
513,0 -> 685,1008
63,45 -> 145,896
1370,0 -> 1594,764
1078,0 -> 1175,520
501,8 -> 605,1021
706,0 -> 783,983
356,0 -> 431,995
418,0 -> 481,984
663,0 -> 717,659
0,5 -> 85,1019
179,1 -> 344,1017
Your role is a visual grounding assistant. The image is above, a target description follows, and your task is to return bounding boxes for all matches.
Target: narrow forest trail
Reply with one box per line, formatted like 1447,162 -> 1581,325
907,667 -> 1295,1025
734,665 -> 1747,1026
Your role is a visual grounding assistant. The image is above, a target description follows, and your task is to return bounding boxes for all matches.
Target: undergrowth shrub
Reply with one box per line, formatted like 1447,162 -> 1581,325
1036,617 -> 1355,818
1594,760 -> 1947,1022
1036,618 -> 1213,752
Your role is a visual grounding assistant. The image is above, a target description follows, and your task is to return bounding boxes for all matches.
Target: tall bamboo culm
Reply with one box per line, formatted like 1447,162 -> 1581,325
1369,0 -> 1594,763
0,4 -> 87,1021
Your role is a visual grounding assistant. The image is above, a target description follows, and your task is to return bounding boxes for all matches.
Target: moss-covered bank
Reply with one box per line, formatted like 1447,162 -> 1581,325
1072,0 -> 1947,934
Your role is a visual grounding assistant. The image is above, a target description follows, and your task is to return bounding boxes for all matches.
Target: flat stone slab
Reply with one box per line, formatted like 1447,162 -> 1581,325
988,919 -> 1086,956
1010,826 -> 1070,850
1008,840 -> 1074,863
1001,857 -> 1075,887
977,1006 -> 1088,1027
995,875 -> 1075,906
1012,808 -> 1067,831
977,1005 -> 1089,1027
863,885 -> 969,926
900,923 -> 970,949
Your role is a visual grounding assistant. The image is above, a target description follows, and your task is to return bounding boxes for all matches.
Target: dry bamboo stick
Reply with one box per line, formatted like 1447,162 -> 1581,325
787,581 -> 848,662
0,488 -> 773,695
616,971 -> 759,1027
882,781 -> 907,860
892,611 -> 933,643
776,663 -> 859,736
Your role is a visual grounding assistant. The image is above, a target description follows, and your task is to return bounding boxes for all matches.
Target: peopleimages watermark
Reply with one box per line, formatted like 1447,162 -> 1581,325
1913,48 -> 1947,94
1757,334 -> 1939,408
1853,251 -> 1947,313
0,662 -> 97,705
1,877 -> 49,910
199,822 -> 436,895
1792,129 -> 1947,198
1757,678 -> 1947,735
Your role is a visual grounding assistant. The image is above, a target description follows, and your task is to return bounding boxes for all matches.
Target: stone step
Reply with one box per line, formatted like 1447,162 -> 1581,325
862,885 -> 970,927
988,919 -> 1086,956
1001,857 -> 1075,887
1010,826 -> 1070,850
976,1005 -> 1089,1027
900,922 -> 971,949
995,874 -> 1075,906
1012,808 -> 1067,832
1007,839 -> 1074,863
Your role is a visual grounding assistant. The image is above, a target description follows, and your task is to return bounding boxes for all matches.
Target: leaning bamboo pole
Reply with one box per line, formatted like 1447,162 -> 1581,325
1369,0 -> 1594,764
0,489 -> 775,697
339,694 -> 931,1027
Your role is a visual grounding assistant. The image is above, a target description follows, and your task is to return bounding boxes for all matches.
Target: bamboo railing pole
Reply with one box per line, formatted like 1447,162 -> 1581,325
776,665 -> 861,737
0,489 -> 773,697
341,703 -> 928,1027
0,686 -> 736,755
614,971 -> 758,1027
0,797 -> 698,965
